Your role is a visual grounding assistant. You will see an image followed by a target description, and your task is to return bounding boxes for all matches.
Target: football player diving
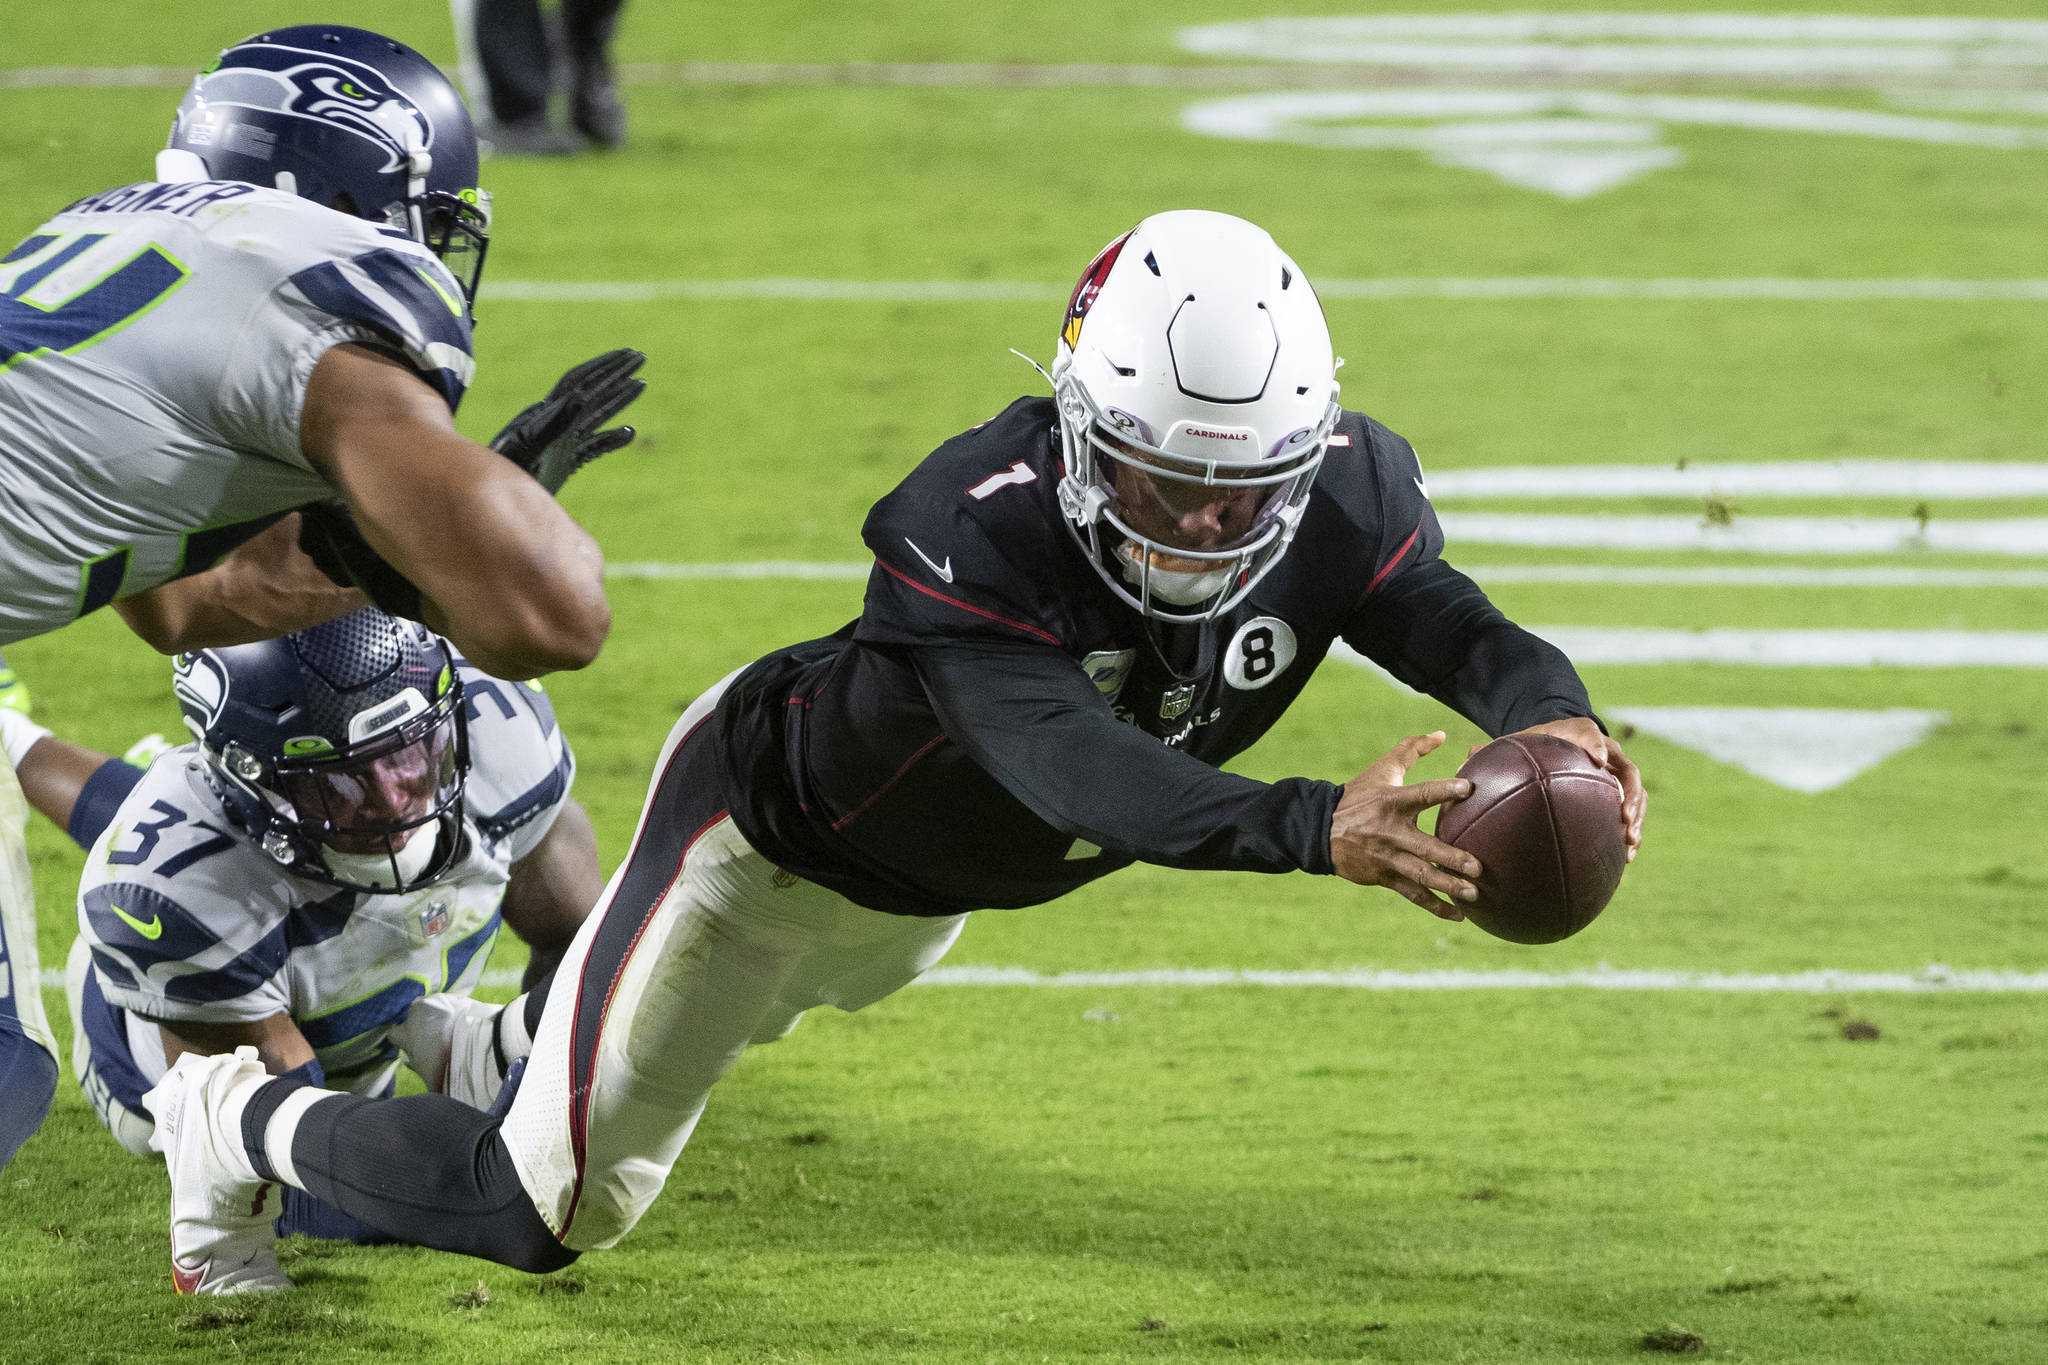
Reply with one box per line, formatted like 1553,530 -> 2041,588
0,26 -> 642,1172
147,211 -> 1646,1292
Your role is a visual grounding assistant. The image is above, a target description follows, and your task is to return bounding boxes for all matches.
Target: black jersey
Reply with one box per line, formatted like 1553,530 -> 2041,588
714,396 -> 1593,917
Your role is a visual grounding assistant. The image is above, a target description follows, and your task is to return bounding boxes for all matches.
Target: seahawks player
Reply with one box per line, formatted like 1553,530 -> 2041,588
65,609 -> 592,1284
149,211 -> 1646,1288
0,25 -> 641,1172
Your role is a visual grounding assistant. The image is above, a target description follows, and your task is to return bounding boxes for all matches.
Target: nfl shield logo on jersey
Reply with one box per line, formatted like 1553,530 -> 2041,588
1158,682 -> 1197,721
420,898 -> 452,937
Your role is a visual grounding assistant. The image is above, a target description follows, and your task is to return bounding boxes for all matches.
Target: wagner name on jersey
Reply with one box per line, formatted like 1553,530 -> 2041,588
74,662 -> 568,1105
0,181 -> 474,643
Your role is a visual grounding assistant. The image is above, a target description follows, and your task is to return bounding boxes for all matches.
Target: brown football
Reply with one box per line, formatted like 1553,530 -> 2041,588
1434,734 -> 1627,944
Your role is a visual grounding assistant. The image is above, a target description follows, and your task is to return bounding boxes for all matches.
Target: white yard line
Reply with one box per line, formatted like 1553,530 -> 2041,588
36,964 -> 2048,992
486,279 -> 1060,303
609,560 -> 872,580
1317,278 -> 2048,299
913,965 -> 2048,992
479,277 -> 2048,304
1438,513 -> 2048,555
14,57 -> 2042,92
1494,628 -> 2048,668
1427,461 -> 2048,498
1331,629 -> 2048,670
1178,15 -> 2048,78
1454,565 -> 2048,588
603,562 -> 2048,590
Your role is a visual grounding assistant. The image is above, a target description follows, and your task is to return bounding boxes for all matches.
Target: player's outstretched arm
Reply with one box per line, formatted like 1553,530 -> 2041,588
916,640 -> 1341,875
113,514 -> 370,653
6,730 -> 108,836
1329,731 -> 1480,919
500,797 -> 603,987
155,1012 -> 316,1079
299,344 -> 611,680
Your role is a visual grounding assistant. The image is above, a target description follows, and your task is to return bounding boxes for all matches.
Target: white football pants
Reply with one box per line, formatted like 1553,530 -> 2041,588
500,672 -> 965,1250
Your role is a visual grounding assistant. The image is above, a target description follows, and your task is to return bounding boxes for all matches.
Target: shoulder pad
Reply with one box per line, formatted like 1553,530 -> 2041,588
458,665 -> 575,846
281,241 -> 474,411
857,397 -> 1074,649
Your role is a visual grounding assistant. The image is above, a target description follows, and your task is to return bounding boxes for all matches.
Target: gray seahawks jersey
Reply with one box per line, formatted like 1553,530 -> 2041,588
0,180 -> 474,644
75,662 -> 568,1097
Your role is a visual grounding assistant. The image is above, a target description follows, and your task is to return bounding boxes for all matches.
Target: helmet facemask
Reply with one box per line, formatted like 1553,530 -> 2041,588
407,188 -> 491,305
190,622 -> 473,896
1055,373 -> 1336,625
270,691 -> 467,893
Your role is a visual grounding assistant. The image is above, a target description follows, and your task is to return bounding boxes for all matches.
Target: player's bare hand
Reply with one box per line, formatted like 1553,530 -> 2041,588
1330,731 -> 1479,919
1503,717 -> 1647,863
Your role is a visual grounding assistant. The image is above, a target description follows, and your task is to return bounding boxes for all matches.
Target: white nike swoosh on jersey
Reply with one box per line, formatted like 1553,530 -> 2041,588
1414,477 -> 1430,498
904,538 -> 954,583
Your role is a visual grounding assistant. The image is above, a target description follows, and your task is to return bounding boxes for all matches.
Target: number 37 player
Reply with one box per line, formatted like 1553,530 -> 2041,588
152,211 -> 1647,1288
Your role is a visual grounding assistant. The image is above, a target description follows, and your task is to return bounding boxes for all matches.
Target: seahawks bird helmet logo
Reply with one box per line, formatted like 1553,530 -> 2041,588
184,49 -> 430,176
170,651 -> 229,737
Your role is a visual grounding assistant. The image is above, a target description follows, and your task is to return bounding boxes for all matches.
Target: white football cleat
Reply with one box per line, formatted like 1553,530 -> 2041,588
144,1046 -> 290,1295
392,993 -> 517,1109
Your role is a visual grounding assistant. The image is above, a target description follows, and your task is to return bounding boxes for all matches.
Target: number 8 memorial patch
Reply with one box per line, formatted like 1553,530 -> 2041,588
1224,617 -> 1297,690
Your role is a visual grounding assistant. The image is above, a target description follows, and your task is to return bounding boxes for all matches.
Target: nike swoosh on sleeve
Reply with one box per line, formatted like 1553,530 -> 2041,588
903,538 -> 954,583
111,903 -> 164,940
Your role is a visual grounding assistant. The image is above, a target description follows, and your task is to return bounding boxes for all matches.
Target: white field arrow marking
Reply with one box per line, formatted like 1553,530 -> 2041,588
1606,705 -> 1947,792
1431,142 -> 1684,198
1181,88 -> 2048,198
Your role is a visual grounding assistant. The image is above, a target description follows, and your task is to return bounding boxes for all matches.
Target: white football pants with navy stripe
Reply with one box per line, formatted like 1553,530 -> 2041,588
0,751 -> 58,1170
500,671 -> 966,1250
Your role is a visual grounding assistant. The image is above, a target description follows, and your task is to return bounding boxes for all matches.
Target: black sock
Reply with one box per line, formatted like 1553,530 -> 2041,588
285,1090 -> 577,1273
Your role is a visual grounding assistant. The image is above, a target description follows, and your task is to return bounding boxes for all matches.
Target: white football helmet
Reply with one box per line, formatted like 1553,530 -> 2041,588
1051,210 -> 1339,623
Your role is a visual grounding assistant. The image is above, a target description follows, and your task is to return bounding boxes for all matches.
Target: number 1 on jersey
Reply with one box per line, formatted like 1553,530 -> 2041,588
967,461 -> 1038,501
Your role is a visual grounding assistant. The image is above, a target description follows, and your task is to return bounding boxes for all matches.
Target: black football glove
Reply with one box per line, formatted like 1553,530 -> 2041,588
489,348 -> 646,494
296,500 -> 425,621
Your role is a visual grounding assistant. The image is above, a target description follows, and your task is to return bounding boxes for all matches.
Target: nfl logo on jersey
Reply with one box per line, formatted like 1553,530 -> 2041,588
419,899 -> 452,937
1158,682 -> 1197,720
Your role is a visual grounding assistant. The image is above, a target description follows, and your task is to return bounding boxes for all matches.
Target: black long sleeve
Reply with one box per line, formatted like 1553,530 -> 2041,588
912,640 -> 1339,875
1344,558 -> 1596,736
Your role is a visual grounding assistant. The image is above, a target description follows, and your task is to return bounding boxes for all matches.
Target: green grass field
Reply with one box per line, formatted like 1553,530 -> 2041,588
5,2 -> 2048,1360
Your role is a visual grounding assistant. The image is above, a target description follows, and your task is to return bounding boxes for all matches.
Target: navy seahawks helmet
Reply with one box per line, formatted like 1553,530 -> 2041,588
158,25 -> 491,303
173,608 -> 470,894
